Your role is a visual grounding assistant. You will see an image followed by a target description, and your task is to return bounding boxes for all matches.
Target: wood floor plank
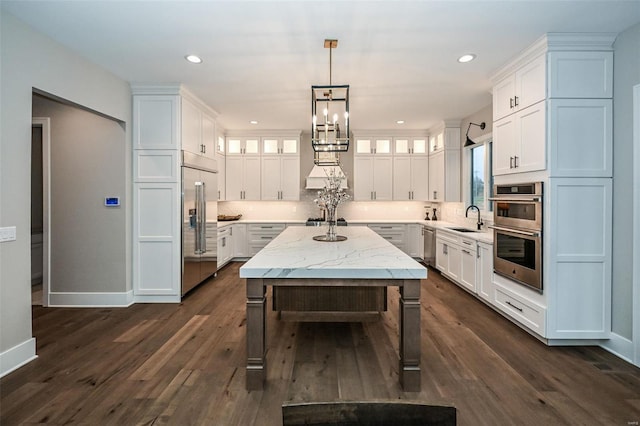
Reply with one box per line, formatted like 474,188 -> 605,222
2,262 -> 639,425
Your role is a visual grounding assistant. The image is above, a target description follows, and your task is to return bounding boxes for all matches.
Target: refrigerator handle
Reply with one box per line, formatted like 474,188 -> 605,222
200,181 -> 207,253
195,182 -> 204,254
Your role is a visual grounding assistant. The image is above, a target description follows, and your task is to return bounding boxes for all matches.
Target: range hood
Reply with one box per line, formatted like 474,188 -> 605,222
305,165 -> 348,189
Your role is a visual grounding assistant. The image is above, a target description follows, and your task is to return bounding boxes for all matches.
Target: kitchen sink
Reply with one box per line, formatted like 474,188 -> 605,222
447,227 -> 477,233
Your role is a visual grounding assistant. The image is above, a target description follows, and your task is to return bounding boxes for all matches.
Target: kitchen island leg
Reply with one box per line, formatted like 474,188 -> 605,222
246,278 -> 266,390
399,279 -> 421,391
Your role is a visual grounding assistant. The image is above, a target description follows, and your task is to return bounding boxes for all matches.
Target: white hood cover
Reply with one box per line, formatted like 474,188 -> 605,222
305,165 -> 348,190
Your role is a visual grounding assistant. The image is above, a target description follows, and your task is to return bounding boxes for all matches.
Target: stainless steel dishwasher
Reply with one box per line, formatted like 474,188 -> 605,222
423,226 -> 436,266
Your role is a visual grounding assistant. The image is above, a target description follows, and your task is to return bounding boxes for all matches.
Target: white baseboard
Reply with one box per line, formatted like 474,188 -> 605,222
48,290 -> 134,307
0,338 -> 37,378
601,332 -> 635,365
133,294 -> 181,303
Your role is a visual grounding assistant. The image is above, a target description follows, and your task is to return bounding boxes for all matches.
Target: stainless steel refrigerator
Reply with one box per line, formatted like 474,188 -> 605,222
182,151 -> 218,296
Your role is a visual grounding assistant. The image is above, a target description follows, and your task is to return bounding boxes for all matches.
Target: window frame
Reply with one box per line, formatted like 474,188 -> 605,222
463,133 -> 493,219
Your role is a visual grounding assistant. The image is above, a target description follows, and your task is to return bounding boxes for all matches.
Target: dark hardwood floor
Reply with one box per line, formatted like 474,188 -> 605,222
2,262 -> 639,425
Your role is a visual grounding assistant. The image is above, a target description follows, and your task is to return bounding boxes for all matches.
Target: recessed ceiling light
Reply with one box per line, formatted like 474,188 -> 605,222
396,120 -> 405,124
250,120 -> 258,125
458,54 -> 476,63
185,54 -> 202,64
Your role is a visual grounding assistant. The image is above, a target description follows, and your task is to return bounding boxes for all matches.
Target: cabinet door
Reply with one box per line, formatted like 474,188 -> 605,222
435,239 -> 449,273
355,139 -> 373,154
243,156 -> 262,200
515,54 -> 546,111
133,95 -> 179,150
411,156 -> 429,200
372,156 -> 393,200
225,156 -> 244,200
493,75 -> 516,121
517,102 -> 546,173
428,151 -> 444,201
447,243 -> 462,282
393,156 -> 412,200
354,156 -> 374,200
493,115 -> 517,176
201,113 -> 216,158
406,224 -> 424,259
261,156 -> 281,200
217,153 -> 225,201
181,97 -> 201,155
460,247 -> 477,293
280,156 -> 300,200
232,224 -> 248,258
477,243 -> 493,303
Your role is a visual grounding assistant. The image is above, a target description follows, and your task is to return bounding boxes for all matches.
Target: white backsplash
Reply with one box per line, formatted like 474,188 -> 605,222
219,199 -> 494,229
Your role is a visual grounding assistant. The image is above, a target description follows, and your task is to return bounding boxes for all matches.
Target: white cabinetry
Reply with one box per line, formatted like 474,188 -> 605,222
427,125 -> 460,202
493,53 -> 546,121
226,156 -> 261,201
232,224 -> 248,258
226,137 -> 260,155
393,156 -> 429,201
132,85 -> 221,302
355,137 -> 392,155
217,226 -> 233,270
493,101 -> 546,175
491,33 -> 615,340
368,224 -> 405,252
354,155 -> 393,201
260,136 -> 300,201
247,223 -> 286,256
435,231 -> 461,283
477,242 -> 493,303
216,133 -> 226,200
393,137 -> 427,155
406,224 -> 424,259
459,238 -> 477,294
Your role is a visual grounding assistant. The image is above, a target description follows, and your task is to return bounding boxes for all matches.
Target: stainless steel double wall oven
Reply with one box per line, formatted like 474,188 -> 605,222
491,182 -> 543,292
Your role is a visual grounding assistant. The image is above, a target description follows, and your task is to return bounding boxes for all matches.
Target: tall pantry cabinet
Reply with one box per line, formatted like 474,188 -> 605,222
132,85 -> 220,302
490,33 -> 615,340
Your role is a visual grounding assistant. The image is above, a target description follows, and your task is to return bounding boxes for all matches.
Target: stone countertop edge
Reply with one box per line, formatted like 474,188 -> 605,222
239,227 -> 428,280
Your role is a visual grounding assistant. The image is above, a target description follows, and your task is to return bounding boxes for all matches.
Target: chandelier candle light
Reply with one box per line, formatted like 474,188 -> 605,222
313,168 -> 350,242
311,39 -> 350,159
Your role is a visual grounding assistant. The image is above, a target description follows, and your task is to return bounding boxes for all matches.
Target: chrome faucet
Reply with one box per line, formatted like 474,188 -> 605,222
465,205 -> 484,230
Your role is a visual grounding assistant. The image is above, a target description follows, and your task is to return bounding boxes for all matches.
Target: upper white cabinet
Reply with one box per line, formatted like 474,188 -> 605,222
393,156 -> 429,201
355,137 -> 392,155
491,34 -> 614,178
493,100 -> 546,175
180,95 -> 217,159
261,155 -> 300,201
393,138 -> 428,156
354,155 -> 393,201
226,137 -> 260,155
261,138 -> 299,155
226,155 -> 261,201
427,126 -> 460,202
493,53 -> 546,121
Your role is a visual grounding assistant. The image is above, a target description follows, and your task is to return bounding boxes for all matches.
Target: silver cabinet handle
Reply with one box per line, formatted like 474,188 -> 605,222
506,300 -> 523,312
514,95 -> 519,107
514,156 -> 519,168
510,97 -> 514,109
462,249 -> 471,255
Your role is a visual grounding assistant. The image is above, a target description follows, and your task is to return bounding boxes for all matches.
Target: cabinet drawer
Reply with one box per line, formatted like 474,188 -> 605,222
494,285 -> 546,337
375,232 -> 404,248
248,223 -> 286,233
368,224 -> 405,233
435,230 -> 459,245
460,237 -> 476,251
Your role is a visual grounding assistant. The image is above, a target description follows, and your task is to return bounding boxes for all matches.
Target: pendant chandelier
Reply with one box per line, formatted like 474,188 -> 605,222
311,39 -> 350,157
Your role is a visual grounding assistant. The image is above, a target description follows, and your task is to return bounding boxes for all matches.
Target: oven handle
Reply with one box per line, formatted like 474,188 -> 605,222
488,197 -> 542,202
489,225 -> 540,238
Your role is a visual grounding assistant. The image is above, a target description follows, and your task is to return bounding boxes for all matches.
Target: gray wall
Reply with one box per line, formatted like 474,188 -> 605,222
0,11 -> 131,372
612,22 -> 640,340
32,95 -> 126,294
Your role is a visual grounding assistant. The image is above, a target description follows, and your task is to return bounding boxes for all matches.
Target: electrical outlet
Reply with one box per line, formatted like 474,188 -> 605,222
0,226 -> 17,243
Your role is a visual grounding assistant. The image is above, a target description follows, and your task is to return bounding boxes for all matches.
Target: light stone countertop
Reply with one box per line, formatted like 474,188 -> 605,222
239,226 -> 428,280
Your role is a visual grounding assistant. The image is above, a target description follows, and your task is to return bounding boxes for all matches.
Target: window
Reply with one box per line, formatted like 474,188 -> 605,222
467,139 -> 493,212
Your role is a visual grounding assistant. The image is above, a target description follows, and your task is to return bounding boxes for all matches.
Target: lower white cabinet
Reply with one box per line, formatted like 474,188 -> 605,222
477,242 -> 494,303
435,231 -> 461,283
493,276 -> 546,337
217,226 -> 233,270
406,224 -> 424,259
368,224 -> 405,252
459,242 -> 477,293
232,224 -> 248,258
247,223 -> 286,256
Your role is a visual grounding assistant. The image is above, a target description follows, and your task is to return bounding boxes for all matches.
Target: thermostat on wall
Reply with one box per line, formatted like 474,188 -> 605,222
105,197 -> 120,207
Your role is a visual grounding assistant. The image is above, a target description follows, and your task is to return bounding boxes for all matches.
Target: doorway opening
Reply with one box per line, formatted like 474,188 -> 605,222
31,118 -> 50,307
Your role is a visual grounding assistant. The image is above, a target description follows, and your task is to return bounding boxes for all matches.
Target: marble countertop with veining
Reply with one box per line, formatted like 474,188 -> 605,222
239,226 -> 428,280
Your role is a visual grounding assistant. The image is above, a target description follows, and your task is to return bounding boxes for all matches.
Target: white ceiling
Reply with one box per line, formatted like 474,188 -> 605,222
2,1 -> 640,132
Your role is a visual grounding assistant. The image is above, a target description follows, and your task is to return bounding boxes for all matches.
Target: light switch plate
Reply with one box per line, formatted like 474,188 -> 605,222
0,226 -> 17,242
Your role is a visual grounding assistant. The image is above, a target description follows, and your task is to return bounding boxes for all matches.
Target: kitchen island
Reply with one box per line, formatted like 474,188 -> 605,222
239,226 -> 427,391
